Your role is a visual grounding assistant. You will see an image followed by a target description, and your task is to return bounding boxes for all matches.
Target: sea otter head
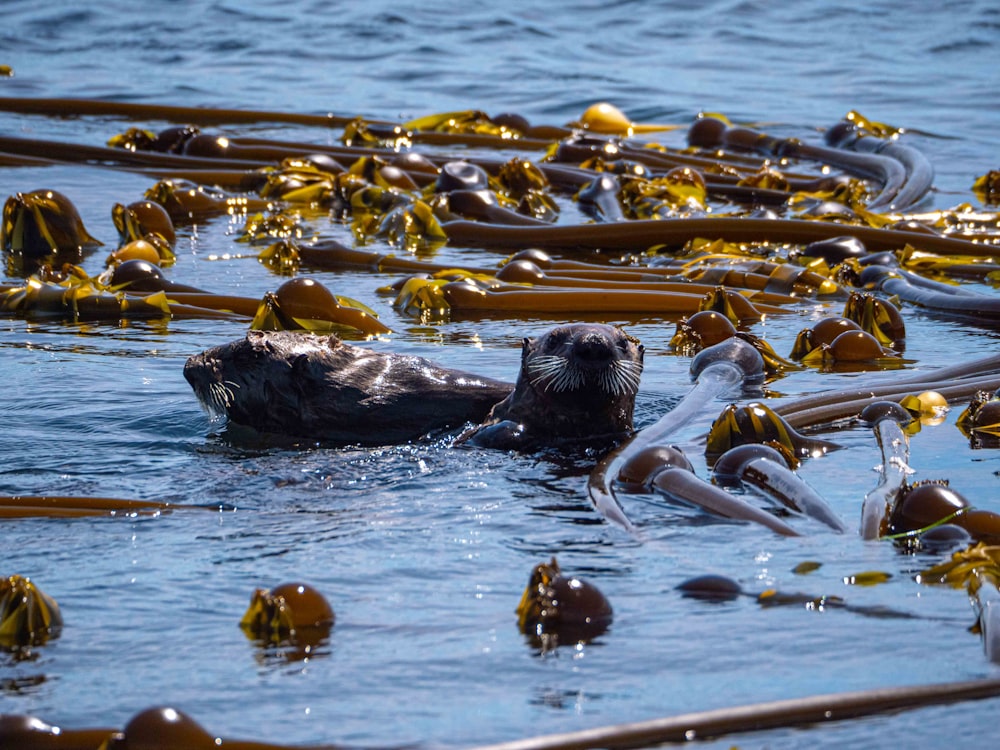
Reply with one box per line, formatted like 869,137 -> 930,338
522,323 -> 644,403
477,323 -> 643,446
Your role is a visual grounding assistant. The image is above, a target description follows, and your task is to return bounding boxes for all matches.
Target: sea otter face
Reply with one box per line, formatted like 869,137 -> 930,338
523,323 -> 644,401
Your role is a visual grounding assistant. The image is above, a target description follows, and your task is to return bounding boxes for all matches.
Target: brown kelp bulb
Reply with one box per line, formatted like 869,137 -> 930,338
123,200 -> 176,246
151,125 -> 199,153
495,259 -> 545,284
701,287 -> 765,326
618,445 -> 692,486
687,116 -> 727,148
516,558 -> 612,643
889,482 -> 969,535
446,188 -> 500,217
859,400 -> 912,429
676,574 -> 743,602
109,259 -> 167,291
390,151 -> 439,175
2,189 -> 102,257
546,574 -> 613,628
268,582 -> 335,629
955,510 -> 1000,541
900,390 -> 948,426
0,575 -> 63,649
181,133 -> 231,158
377,165 -> 418,191
705,401 -> 840,459
240,582 -> 334,647
967,399 -> 1000,431
680,310 -> 737,347
826,330 -> 887,361
120,706 -> 216,750
843,292 -> 906,350
506,248 -> 553,268
801,236 -> 867,264
273,277 -> 341,320
576,102 -> 633,134
712,443 -> 789,483
0,715 -> 117,749
492,112 -> 531,133
690,336 -> 765,384
435,160 -> 490,192
810,317 -> 861,347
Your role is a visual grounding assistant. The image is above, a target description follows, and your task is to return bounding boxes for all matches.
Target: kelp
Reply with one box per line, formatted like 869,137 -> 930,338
712,444 -> 847,532
515,557 -> 613,652
858,401 -> 914,540
2,95 -> 1000,747
588,337 -> 768,532
239,581 -> 335,658
614,444 -> 801,536
0,575 -> 62,651
0,706 -> 338,750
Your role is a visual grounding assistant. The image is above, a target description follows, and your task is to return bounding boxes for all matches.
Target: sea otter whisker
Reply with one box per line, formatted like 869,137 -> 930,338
606,359 -> 644,396
527,355 -> 582,392
528,352 -> 644,396
550,367 -> 585,393
200,380 -> 240,415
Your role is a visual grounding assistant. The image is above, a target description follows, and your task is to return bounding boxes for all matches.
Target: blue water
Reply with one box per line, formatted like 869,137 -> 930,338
2,1 -> 1000,747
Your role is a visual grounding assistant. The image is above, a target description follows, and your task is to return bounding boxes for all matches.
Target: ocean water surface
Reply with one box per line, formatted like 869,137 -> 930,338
2,1 -> 1000,747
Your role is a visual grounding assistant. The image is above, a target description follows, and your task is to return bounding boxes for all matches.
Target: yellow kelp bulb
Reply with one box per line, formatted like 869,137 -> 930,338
106,238 -> 162,267
916,390 -> 948,417
577,102 -> 634,134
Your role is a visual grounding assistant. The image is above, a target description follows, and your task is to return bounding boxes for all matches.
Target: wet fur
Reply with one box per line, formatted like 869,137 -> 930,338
458,324 -> 644,449
184,330 -> 513,445
185,324 -> 643,450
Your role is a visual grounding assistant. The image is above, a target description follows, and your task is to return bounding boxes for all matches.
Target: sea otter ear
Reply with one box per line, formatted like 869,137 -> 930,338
521,337 -> 532,359
290,353 -> 312,376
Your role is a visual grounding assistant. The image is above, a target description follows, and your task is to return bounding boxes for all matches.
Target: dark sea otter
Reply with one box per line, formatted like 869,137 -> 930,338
183,323 -> 643,449
457,323 -> 644,449
183,329 -> 511,444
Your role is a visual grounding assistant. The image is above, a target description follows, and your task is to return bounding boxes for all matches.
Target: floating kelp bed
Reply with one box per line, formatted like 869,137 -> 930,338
3,96 -> 1000,748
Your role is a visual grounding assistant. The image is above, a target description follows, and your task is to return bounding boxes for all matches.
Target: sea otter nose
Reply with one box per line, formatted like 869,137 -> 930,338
573,333 -> 613,362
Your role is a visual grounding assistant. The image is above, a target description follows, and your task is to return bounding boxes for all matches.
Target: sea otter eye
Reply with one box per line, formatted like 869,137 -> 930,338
541,329 -> 569,352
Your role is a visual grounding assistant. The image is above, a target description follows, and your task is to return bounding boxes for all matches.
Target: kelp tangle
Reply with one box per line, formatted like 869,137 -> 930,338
3,96 -> 1000,743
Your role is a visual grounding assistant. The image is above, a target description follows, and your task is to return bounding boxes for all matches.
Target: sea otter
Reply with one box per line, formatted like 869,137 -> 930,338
183,329 -> 513,445
184,323 -> 643,449
457,323 -> 644,449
